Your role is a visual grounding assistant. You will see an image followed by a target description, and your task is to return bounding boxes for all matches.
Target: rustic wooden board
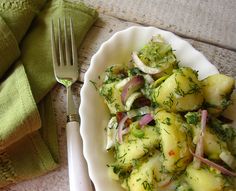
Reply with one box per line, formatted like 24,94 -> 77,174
78,14 -> 236,83
5,12 -> 236,191
81,0 -> 236,51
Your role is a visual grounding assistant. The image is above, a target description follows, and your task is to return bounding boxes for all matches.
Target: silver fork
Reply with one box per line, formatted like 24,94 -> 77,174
51,18 -> 92,191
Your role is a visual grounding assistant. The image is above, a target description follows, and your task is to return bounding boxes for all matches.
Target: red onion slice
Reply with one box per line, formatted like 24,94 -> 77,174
121,75 -> 144,105
143,74 -> 154,84
190,149 -> 236,176
117,115 -> 129,144
194,110 -> 208,168
122,127 -> 130,135
127,106 -> 152,118
139,114 -> 153,127
158,176 -> 172,188
132,52 -> 169,74
125,92 -> 143,111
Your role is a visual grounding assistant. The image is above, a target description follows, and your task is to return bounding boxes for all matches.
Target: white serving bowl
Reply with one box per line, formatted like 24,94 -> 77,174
79,26 -> 219,191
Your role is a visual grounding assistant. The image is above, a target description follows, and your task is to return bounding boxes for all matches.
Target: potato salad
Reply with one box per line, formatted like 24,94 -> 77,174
98,35 -> 236,191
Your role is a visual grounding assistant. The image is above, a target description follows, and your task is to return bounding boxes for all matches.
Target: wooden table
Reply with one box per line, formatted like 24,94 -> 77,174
4,0 -> 236,190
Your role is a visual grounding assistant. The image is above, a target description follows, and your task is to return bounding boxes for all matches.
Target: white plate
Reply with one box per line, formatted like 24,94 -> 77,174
79,26 -> 219,191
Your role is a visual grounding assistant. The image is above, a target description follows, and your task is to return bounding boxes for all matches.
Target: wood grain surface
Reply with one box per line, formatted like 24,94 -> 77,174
81,0 -> 236,51
5,0 -> 236,191
78,14 -> 236,83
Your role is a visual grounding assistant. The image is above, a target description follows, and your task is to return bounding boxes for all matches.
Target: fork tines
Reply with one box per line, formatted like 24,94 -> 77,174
51,18 -> 78,67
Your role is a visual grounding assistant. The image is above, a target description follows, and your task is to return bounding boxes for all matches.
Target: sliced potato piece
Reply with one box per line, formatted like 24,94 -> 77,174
192,126 -> 228,160
153,67 -> 204,112
185,164 -> 225,191
127,153 -> 172,191
202,74 -> 235,115
222,91 -> 236,122
204,129 -> 227,160
115,122 -> 160,169
127,155 -> 158,191
155,110 -> 192,172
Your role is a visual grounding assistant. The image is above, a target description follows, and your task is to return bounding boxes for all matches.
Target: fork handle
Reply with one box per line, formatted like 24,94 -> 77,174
66,121 -> 93,191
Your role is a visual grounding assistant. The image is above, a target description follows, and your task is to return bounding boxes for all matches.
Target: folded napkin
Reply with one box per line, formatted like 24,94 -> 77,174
0,0 -> 98,187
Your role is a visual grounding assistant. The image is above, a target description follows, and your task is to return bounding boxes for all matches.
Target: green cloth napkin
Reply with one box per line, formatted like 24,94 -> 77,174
0,0 -> 98,188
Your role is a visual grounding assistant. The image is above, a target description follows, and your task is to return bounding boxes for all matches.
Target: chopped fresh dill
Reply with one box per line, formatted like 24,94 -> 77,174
89,80 -> 98,91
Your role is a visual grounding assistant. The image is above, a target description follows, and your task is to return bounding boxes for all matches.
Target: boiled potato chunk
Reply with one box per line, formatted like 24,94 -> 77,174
127,155 -> 158,191
155,110 -> 192,172
222,92 -> 236,122
186,164 -> 225,191
115,122 -> 160,168
192,127 -> 228,160
99,81 -> 125,114
127,153 -> 172,191
153,67 -> 204,112
204,130 -> 227,160
202,74 -> 235,115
